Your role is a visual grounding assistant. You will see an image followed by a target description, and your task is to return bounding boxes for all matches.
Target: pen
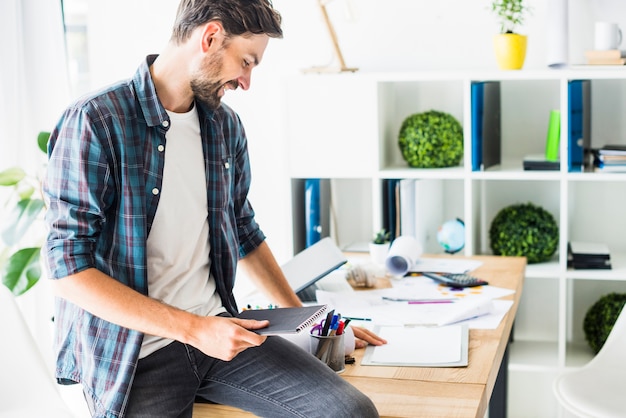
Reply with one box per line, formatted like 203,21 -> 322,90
408,300 -> 454,305
382,296 -> 456,304
321,309 -> 334,336
343,316 -> 372,322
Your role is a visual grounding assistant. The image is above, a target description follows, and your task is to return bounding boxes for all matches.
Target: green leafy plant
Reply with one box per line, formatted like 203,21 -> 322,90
372,229 -> 390,245
0,131 -> 49,295
584,293 -> 626,354
490,0 -> 531,34
489,202 -> 558,264
398,110 -> 463,169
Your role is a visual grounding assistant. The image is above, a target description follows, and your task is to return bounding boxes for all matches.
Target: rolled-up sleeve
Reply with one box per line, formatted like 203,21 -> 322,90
43,105 -> 112,280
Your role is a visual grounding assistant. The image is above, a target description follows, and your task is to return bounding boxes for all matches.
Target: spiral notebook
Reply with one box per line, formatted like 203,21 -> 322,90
236,305 -> 327,335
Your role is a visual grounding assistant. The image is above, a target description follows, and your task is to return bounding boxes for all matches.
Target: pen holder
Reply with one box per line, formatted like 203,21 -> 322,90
310,334 -> 345,373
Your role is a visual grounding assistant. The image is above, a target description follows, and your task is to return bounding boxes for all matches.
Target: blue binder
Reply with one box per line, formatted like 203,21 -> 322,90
471,82 -> 485,171
304,178 -> 321,247
568,80 -> 591,172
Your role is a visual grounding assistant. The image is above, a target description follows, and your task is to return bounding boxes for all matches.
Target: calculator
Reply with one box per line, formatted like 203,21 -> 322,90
421,272 -> 489,288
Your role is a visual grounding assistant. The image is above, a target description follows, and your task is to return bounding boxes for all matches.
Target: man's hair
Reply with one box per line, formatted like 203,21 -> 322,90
171,0 -> 283,43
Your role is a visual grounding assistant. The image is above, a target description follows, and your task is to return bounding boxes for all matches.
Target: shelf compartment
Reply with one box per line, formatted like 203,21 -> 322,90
380,178 -> 464,254
565,278 -> 626,356
567,181 -> 626,256
378,79 -> 464,171
472,179 -> 561,257
471,79 -> 561,173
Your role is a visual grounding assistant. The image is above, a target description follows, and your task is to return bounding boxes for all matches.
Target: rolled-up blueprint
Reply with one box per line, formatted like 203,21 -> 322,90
385,236 -> 423,277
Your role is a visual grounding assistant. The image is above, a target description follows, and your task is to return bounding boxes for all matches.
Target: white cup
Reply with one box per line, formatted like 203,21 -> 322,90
594,22 -> 622,50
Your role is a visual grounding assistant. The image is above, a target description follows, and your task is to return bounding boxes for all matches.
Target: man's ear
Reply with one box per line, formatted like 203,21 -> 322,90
201,21 -> 225,52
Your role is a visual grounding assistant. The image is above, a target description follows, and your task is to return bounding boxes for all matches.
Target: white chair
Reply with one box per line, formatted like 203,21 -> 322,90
0,285 -> 75,418
553,304 -> 626,418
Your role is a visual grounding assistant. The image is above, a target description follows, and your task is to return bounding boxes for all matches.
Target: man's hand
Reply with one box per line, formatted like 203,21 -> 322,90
189,316 -> 270,361
352,325 -> 387,349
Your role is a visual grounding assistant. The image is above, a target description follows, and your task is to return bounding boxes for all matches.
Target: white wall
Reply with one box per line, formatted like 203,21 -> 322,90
84,0 -> 622,262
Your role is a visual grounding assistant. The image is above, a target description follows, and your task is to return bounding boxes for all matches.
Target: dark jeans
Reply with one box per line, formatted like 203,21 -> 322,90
121,337 -> 379,418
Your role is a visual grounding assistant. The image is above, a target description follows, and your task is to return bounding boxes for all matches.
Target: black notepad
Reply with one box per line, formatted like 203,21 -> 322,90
236,305 -> 327,335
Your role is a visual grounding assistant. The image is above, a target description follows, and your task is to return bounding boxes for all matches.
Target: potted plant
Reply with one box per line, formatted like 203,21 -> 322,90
490,0 -> 531,70
369,228 -> 391,265
0,132 -> 50,296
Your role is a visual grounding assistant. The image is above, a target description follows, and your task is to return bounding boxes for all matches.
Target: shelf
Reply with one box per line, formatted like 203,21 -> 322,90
287,70 -> 626,405
567,171 -> 626,182
378,165 -> 466,180
525,260 -> 561,279
471,164 -> 562,181
566,252 -> 626,280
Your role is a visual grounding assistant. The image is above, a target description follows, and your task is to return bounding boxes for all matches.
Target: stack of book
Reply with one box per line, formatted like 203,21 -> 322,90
594,145 -> 626,172
584,49 -> 626,65
568,242 -> 611,270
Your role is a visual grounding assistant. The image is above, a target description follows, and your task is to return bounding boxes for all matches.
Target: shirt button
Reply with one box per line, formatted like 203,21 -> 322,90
162,120 -> 169,128
224,162 -> 230,169
158,144 -> 165,152
152,188 -> 159,195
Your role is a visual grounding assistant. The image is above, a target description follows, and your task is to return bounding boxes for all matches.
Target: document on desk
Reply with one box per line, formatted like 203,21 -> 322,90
315,288 -> 512,329
362,324 -> 469,367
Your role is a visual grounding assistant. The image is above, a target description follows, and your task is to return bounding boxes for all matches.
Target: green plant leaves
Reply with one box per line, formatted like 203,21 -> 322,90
37,131 -> 50,154
1,198 -> 45,247
0,167 -> 27,186
489,202 -> 559,263
584,293 -> 626,353
2,247 -> 41,296
0,131 -> 50,296
398,110 -> 464,168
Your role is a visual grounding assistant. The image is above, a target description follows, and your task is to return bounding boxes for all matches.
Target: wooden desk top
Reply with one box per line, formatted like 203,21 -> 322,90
194,255 -> 526,418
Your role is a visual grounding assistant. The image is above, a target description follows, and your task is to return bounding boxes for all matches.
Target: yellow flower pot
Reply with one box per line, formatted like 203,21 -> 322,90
493,33 -> 527,70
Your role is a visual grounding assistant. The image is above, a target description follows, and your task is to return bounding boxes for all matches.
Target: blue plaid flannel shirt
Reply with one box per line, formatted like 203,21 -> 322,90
43,55 -> 265,417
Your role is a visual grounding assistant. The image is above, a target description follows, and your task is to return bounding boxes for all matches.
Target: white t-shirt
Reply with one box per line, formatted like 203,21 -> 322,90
140,104 -> 225,358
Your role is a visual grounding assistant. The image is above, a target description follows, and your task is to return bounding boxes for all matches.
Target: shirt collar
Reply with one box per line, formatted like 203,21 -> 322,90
132,54 -> 168,128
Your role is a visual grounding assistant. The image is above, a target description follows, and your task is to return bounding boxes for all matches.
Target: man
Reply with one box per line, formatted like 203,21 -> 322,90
43,1 -> 383,417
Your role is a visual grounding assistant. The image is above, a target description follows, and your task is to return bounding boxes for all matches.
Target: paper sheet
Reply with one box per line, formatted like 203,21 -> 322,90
315,274 -> 515,329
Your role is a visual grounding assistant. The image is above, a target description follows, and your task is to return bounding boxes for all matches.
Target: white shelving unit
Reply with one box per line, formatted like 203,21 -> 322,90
286,68 -> 626,417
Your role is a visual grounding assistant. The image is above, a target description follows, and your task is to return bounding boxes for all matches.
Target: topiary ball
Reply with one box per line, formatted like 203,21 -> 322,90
489,202 -> 558,264
398,110 -> 463,168
584,293 -> 626,354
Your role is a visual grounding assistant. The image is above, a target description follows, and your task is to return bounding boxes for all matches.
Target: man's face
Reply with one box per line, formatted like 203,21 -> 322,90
191,33 -> 269,110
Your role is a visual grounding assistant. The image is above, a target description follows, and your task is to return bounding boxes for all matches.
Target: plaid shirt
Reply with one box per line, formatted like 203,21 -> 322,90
43,55 -> 265,417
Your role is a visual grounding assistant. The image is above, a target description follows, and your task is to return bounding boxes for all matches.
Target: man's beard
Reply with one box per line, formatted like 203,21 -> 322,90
190,47 -> 235,111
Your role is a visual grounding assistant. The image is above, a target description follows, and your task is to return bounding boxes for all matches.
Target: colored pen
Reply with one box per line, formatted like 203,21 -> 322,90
408,300 -> 454,305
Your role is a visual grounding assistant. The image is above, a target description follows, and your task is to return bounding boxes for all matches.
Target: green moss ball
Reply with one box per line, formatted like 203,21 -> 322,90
584,293 -> 626,354
489,202 -> 558,264
398,110 -> 463,168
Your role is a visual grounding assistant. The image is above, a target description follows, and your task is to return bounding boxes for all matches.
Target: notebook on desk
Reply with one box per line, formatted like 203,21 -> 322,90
362,324 -> 469,367
281,237 -> 348,302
